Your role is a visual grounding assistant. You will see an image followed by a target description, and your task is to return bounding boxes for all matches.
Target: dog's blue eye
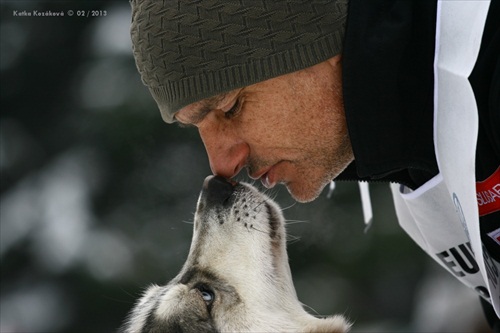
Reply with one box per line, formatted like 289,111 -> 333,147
201,290 -> 214,303
195,285 -> 215,306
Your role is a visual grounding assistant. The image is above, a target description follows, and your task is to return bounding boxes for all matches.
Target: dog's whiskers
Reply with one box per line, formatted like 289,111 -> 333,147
302,303 -> 321,316
266,189 -> 279,201
252,204 -> 265,214
248,224 -> 268,235
286,234 -> 301,244
251,199 -> 267,212
281,202 -> 297,211
285,219 -> 308,225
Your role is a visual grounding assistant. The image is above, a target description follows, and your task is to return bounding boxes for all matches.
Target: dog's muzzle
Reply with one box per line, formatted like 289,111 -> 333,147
201,175 -> 236,208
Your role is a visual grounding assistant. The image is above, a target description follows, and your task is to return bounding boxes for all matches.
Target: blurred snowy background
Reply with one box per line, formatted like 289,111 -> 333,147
0,1 -> 490,332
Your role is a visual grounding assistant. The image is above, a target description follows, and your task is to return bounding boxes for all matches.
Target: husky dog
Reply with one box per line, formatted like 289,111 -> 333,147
122,176 -> 350,333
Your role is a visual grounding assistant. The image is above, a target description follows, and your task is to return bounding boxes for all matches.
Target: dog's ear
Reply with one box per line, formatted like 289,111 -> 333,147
301,315 -> 351,333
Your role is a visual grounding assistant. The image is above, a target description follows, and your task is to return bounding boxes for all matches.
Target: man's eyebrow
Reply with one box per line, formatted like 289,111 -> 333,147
199,92 -> 229,113
175,92 -> 230,125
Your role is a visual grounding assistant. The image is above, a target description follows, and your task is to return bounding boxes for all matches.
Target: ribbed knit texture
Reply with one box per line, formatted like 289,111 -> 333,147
130,0 -> 348,123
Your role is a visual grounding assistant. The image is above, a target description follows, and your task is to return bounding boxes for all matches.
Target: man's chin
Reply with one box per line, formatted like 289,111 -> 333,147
285,181 -> 326,203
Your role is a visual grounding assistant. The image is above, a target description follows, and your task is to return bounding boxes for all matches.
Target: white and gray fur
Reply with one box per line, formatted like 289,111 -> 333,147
121,176 -> 350,333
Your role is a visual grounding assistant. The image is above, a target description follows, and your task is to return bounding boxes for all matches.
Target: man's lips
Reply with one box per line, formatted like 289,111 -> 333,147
250,166 -> 277,189
249,168 -> 269,181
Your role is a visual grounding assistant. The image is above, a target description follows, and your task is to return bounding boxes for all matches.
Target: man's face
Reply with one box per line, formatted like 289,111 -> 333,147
175,55 -> 353,202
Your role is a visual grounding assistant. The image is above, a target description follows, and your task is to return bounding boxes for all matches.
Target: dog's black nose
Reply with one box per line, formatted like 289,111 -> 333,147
202,175 -> 235,207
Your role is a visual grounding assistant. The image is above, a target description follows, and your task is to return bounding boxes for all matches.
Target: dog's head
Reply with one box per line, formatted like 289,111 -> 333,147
122,176 -> 349,332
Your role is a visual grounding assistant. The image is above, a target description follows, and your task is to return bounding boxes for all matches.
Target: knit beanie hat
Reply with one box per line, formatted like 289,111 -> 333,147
130,0 -> 348,123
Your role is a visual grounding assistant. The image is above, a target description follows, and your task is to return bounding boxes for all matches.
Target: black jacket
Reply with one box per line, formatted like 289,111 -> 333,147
337,0 -> 500,324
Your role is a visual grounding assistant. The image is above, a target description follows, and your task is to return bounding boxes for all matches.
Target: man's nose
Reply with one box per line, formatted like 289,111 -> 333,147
200,128 -> 249,179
